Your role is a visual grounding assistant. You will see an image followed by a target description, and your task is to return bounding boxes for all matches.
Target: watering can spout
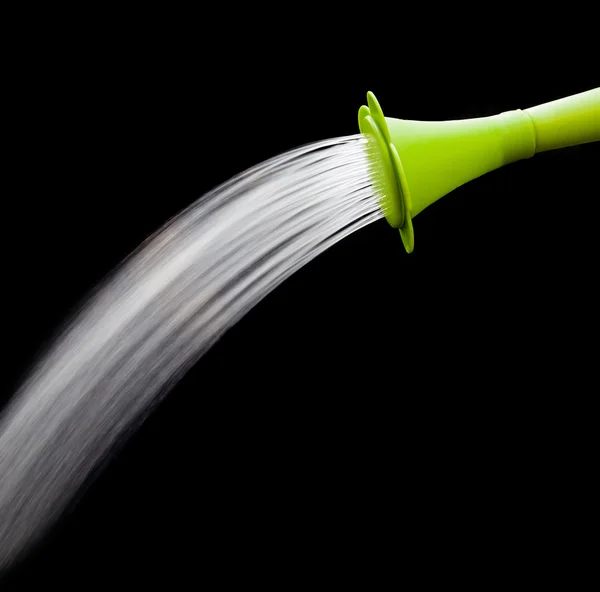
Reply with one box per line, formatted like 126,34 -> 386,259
359,88 -> 600,253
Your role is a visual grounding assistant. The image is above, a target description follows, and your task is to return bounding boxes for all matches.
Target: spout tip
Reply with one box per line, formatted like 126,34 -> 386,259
358,91 -> 414,253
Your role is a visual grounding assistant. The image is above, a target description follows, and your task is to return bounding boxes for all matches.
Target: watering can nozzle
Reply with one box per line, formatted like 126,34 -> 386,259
359,88 -> 600,253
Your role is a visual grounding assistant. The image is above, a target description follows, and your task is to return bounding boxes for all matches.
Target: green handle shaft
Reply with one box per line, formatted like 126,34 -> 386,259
524,88 -> 600,153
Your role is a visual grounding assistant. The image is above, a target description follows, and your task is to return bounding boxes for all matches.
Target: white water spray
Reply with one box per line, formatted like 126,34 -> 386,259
0,135 -> 383,571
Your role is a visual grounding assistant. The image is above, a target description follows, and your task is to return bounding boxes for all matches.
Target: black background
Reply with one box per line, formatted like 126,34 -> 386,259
2,12 -> 598,588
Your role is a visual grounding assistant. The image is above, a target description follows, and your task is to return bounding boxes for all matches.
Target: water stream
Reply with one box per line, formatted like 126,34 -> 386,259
0,134 -> 383,571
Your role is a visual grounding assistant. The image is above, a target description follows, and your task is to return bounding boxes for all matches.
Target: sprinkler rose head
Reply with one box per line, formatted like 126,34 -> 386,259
359,92 -> 414,253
